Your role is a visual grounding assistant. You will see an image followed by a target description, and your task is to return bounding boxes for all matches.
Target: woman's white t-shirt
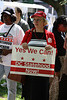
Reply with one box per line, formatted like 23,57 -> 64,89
0,23 -> 24,66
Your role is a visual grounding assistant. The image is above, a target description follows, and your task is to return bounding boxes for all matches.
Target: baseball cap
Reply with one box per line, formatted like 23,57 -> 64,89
1,7 -> 15,16
31,11 -> 46,19
1,7 -> 16,22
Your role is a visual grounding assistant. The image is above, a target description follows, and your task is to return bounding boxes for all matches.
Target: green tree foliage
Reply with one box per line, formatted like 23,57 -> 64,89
41,0 -> 67,15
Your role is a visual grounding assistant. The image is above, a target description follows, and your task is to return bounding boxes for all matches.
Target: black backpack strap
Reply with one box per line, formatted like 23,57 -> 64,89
3,24 -> 15,37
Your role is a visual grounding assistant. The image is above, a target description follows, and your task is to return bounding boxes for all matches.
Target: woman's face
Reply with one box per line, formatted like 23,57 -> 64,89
58,24 -> 67,32
3,13 -> 12,25
33,16 -> 45,29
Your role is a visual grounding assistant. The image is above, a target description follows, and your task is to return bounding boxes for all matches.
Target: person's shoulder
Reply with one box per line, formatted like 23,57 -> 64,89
45,29 -> 54,35
14,24 -> 22,28
0,23 -> 5,32
14,24 -> 24,31
0,23 -> 5,29
14,24 -> 24,34
21,19 -> 28,25
45,29 -> 51,33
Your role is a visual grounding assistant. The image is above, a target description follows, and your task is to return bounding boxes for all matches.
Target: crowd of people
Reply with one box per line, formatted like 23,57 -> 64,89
0,6 -> 67,100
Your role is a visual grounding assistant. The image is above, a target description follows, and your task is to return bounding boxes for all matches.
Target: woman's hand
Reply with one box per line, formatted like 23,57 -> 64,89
2,49 -> 12,56
45,45 -> 53,50
22,42 -> 28,49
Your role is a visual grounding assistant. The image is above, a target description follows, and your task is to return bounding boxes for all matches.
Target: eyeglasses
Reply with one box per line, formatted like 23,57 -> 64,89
33,19 -> 42,22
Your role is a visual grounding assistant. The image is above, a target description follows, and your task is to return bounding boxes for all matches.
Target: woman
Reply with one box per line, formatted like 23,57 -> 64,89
0,7 -> 24,100
21,11 -> 57,100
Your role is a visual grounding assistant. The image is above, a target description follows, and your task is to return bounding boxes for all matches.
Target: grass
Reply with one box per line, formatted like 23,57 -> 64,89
0,79 -> 25,100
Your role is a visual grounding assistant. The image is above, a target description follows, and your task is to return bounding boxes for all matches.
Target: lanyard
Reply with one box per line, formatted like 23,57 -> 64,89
3,24 -> 14,37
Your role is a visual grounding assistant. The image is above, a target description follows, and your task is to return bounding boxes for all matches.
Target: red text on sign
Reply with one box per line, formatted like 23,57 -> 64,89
15,47 -> 26,53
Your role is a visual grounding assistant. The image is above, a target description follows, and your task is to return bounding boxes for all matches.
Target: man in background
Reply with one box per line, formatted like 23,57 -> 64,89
49,15 -> 67,100
15,7 -> 30,33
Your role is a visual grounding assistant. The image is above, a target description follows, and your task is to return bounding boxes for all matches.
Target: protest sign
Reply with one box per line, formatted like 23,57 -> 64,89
10,45 -> 56,77
0,36 -> 12,49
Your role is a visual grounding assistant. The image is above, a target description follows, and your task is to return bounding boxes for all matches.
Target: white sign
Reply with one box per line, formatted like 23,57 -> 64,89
0,36 -> 12,49
10,45 -> 56,77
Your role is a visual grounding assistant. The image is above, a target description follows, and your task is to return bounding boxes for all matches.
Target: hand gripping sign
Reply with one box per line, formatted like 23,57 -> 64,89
10,45 -> 56,77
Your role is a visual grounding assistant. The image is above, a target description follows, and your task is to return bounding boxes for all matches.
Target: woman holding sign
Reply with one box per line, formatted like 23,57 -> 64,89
21,11 -> 57,100
0,7 -> 24,100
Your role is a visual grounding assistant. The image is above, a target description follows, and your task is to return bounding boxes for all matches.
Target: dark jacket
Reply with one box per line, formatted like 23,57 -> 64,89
18,19 -> 30,33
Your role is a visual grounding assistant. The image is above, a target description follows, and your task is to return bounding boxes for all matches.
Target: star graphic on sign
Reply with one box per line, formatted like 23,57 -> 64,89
43,59 -> 45,62
32,58 -> 35,61
21,57 -> 24,60
7,38 -> 8,40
